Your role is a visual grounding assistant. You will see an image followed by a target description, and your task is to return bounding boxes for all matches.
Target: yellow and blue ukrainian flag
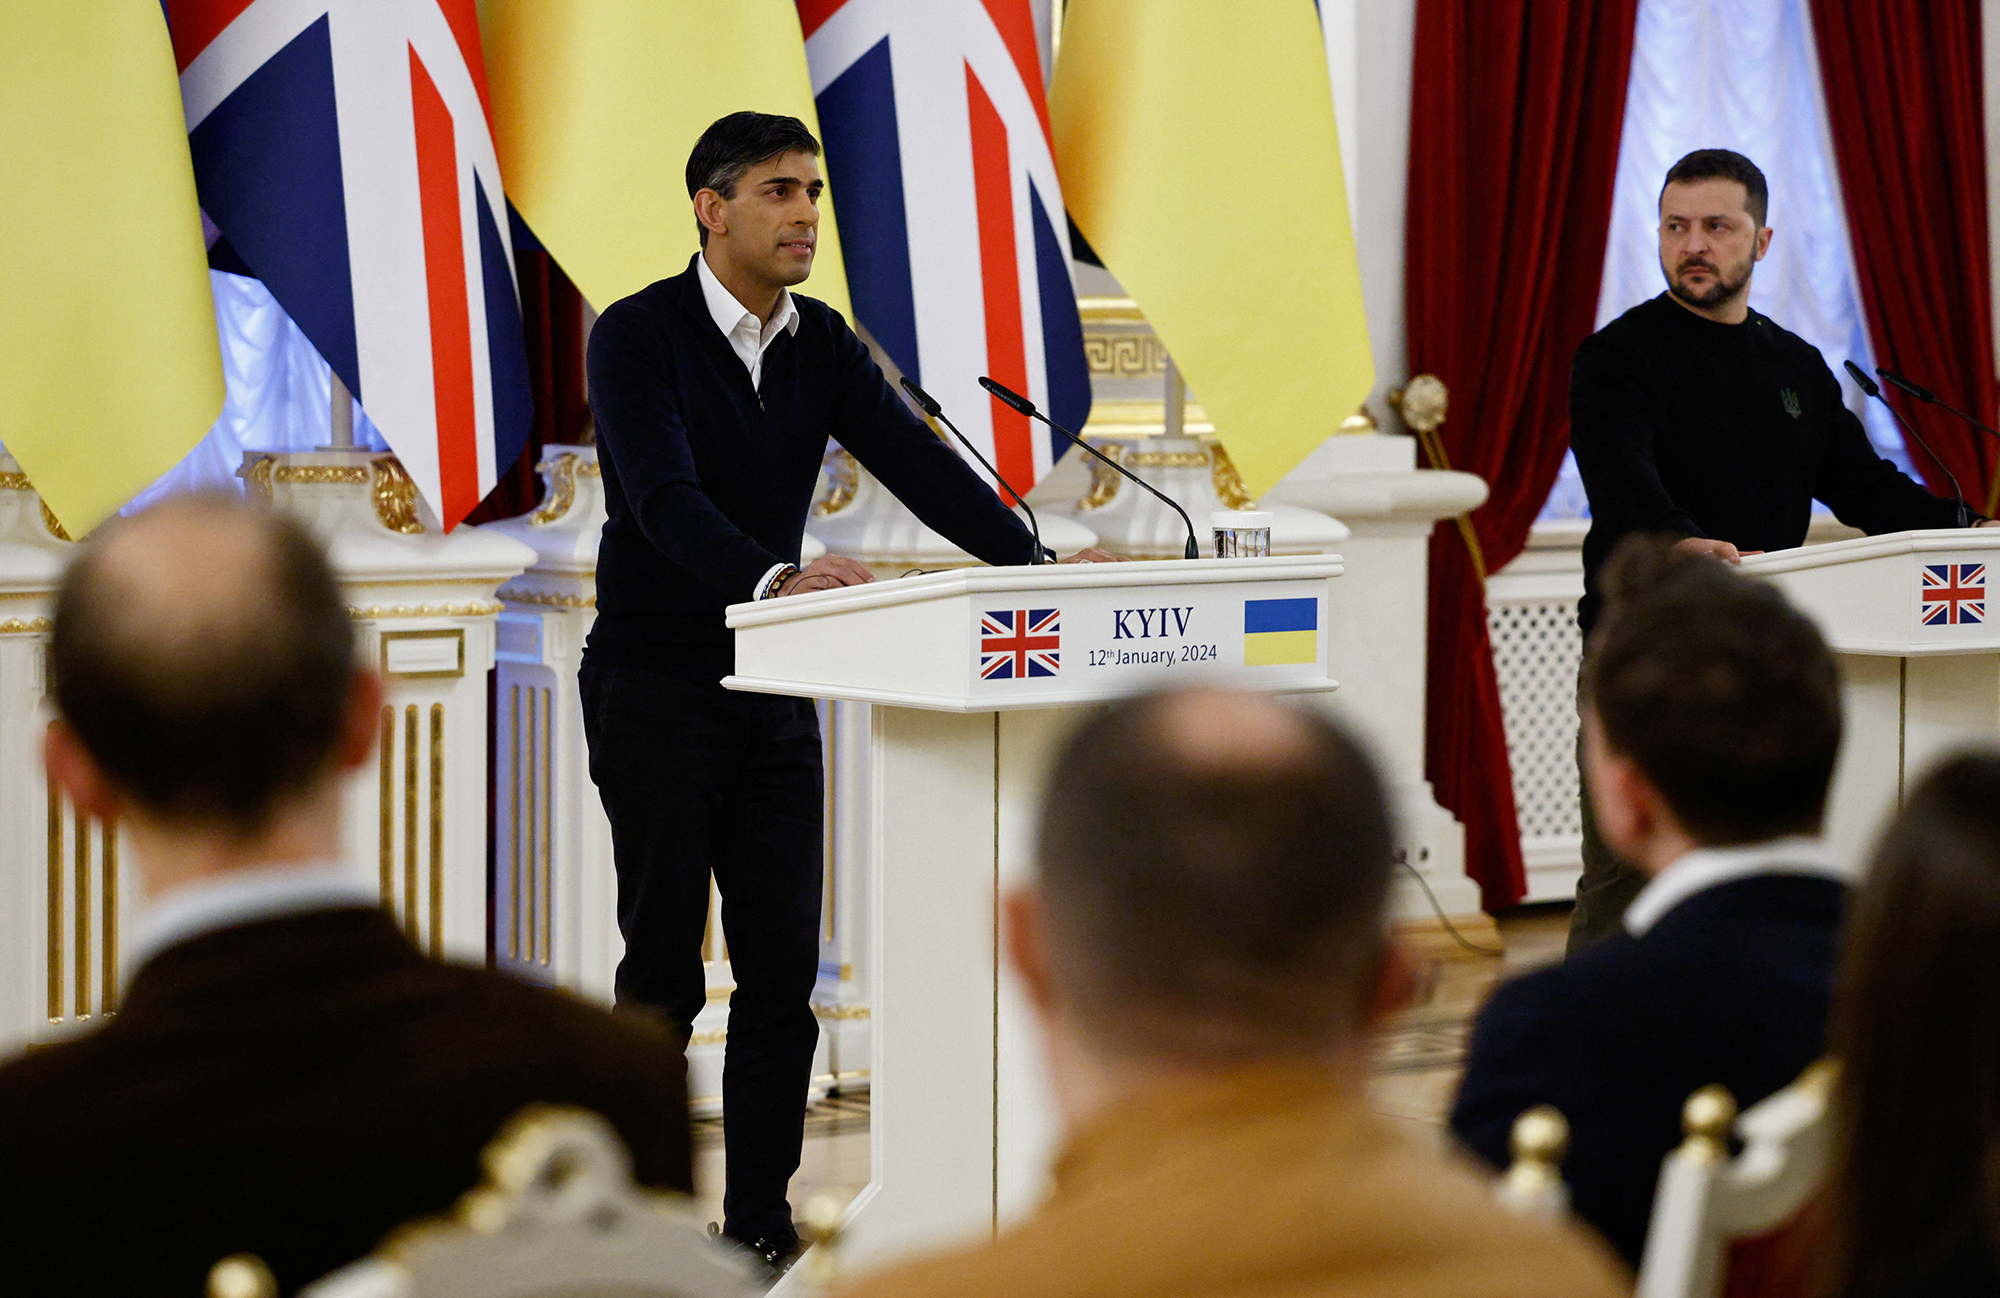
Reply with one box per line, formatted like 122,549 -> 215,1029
1243,597 -> 1319,666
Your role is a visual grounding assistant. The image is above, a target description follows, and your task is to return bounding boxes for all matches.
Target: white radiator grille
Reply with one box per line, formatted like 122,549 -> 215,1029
1486,597 -> 1584,845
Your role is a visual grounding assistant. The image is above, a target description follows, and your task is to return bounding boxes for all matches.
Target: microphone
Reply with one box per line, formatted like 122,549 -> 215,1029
979,376 -> 1201,560
1879,366 -> 2000,447
1846,359 -> 1972,527
899,375 -> 1049,564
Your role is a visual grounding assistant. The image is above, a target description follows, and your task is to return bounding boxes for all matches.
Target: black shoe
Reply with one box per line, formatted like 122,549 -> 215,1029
710,1222 -> 803,1284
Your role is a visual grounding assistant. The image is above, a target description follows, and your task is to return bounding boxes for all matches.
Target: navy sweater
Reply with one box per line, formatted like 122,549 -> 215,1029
1570,293 -> 1970,633
584,256 -> 1039,682
1450,873 -> 1844,1268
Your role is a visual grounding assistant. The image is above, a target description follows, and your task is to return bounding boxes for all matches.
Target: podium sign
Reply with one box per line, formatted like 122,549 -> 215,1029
1743,530 -> 2000,865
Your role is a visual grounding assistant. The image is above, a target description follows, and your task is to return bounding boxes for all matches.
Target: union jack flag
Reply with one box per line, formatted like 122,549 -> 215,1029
981,607 -> 1059,679
166,0 -> 531,529
799,0 -> 1090,495
1922,563 -> 1986,625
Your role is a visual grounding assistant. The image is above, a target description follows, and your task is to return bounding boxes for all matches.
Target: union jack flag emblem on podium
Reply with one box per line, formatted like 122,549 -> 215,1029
981,608 -> 1060,679
1922,563 -> 1986,625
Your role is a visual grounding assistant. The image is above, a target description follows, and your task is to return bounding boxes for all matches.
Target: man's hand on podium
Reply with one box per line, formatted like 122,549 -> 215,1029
776,555 -> 876,597
1058,547 -> 1127,564
1673,536 -> 1762,563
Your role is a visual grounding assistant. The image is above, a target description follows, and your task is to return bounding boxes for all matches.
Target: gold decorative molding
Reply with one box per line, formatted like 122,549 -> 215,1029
814,446 -> 859,516
242,454 -> 275,504
1122,448 -> 1209,470
1083,332 -> 1168,379
690,1029 -> 728,1047
530,452 -> 581,526
0,472 -> 32,491
813,1003 -> 872,1022
497,586 -> 596,610
1077,296 -> 1146,324
274,464 -> 372,486
0,617 -> 53,634
347,600 -> 503,620
576,457 -> 601,478
1209,442 -> 1256,509
371,456 -> 426,534
1339,406 -> 1382,436
40,502 -> 69,541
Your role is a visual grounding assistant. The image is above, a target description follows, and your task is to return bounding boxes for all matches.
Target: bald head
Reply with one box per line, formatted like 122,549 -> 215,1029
50,494 -> 355,836
1034,688 -> 1394,1061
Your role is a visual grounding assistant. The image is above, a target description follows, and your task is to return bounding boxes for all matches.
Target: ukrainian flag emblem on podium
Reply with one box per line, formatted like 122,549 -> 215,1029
1243,597 -> 1319,665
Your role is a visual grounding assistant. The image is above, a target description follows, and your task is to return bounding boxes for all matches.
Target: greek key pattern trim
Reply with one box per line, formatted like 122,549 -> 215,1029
1083,332 -> 1168,379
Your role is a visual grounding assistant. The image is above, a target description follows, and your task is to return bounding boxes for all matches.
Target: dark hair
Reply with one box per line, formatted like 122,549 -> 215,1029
1823,754 -> 2000,1296
1034,689 -> 1394,1060
50,495 -> 357,837
684,111 -> 821,246
1660,147 -> 1769,226
1582,535 -> 1840,844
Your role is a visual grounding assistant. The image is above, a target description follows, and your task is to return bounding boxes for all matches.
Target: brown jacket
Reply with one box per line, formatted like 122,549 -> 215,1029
0,906 -> 692,1298
841,1062 -> 1628,1298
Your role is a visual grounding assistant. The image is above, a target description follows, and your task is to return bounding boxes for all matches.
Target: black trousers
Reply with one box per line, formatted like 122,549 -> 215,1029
1567,672 -> 1648,954
579,658 -> 823,1244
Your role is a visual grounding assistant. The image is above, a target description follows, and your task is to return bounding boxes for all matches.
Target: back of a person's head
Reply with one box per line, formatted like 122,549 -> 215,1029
1825,753 -> 2000,1296
1583,536 -> 1841,845
1033,687 -> 1394,1062
51,494 -> 356,838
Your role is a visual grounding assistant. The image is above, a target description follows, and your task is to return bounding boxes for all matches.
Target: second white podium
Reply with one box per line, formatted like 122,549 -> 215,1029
725,555 -> 1343,1271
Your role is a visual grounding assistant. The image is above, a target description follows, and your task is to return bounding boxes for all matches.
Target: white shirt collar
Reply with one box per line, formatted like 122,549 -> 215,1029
1623,835 -> 1847,937
130,862 -> 378,975
696,252 -> 798,384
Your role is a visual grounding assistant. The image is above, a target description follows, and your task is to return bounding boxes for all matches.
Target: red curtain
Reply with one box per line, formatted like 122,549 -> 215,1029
1810,1 -> 2000,514
1405,0 -> 1639,910
463,248 -> 592,525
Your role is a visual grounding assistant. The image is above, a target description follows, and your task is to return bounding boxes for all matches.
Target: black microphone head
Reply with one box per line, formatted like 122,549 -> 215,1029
1844,359 -> 1881,398
1879,368 -> 1937,403
899,375 -> 942,418
978,375 -> 1037,417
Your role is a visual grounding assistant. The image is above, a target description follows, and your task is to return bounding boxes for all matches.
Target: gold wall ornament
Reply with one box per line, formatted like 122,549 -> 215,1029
0,617 -> 53,634
240,454 -> 276,504
814,445 -> 859,516
40,500 -> 69,541
1083,332 -> 1168,379
812,1003 -> 872,1021
1208,441 -> 1256,509
576,457 -> 601,477
371,456 -> 426,534
0,471 -> 31,490
1339,405 -> 1381,435
497,586 -> 596,610
346,600 -> 504,620
528,452 -> 580,526
1077,440 -> 1127,512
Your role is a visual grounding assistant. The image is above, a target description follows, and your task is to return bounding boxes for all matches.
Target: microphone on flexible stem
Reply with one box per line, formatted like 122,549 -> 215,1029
1879,367 -> 2000,448
979,376 -> 1202,560
898,375 -> 1050,564
1846,359 -> 1972,528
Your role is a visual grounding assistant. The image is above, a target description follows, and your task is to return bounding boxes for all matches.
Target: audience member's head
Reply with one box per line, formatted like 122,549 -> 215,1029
44,493 -> 377,882
1825,753 -> 2000,1296
1009,687 -> 1399,1096
1580,536 -> 1841,868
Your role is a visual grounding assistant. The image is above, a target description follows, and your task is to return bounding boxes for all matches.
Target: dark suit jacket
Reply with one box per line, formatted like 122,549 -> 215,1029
1450,874 -> 1845,1268
0,906 -> 693,1297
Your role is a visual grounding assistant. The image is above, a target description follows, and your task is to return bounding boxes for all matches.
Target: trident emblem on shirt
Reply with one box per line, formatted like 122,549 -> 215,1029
1780,388 -> 1802,419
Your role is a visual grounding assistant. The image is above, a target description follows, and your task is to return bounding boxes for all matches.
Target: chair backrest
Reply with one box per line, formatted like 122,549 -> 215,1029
1636,1060 -> 1837,1298
1493,1104 -> 1573,1221
289,1105 -> 761,1298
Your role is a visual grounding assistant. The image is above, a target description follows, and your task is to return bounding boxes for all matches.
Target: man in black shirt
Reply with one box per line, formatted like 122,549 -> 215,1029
1566,147 -> 1990,948
583,112 -> 1108,1271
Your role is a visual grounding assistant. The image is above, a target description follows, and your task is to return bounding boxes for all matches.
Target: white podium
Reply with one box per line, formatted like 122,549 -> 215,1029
725,554 -> 1342,1271
1742,530 -> 2000,865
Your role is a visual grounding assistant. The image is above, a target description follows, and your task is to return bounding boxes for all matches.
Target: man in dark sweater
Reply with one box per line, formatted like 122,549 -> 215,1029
2,497 -> 692,1297
582,111 -> 1106,1270
1452,538 -> 1847,1269
1566,147 -> 1991,946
